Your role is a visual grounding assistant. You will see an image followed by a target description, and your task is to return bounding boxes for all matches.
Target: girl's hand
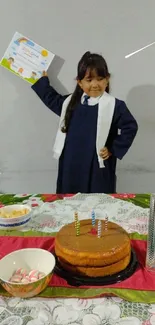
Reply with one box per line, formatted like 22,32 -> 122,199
42,71 -> 48,77
99,147 -> 112,160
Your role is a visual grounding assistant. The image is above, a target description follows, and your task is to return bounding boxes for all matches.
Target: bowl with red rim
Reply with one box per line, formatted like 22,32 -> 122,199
0,204 -> 32,229
0,248 -> 55,298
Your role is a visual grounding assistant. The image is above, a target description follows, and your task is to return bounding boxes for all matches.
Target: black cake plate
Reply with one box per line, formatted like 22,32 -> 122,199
54,248 -> 138,287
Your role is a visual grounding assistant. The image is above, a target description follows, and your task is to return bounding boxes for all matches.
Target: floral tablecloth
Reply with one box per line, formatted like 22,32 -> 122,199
0,193 -> 153,325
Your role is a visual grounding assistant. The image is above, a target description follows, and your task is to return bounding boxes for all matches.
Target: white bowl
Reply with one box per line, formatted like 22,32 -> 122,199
0,204 -> 32,229
0,248 -> 56,298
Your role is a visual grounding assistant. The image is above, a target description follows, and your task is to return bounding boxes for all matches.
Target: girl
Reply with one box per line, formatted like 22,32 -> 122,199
32,51 -> 138,194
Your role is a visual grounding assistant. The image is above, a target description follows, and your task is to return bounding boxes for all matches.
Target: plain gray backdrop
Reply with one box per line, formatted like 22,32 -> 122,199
0,0 -> 155,193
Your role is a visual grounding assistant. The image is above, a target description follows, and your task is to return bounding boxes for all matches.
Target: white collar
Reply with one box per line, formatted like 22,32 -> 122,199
81,93 -> 101,105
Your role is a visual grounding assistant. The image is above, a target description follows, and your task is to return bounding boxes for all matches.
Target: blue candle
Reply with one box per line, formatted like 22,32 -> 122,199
92,210 -> 96,227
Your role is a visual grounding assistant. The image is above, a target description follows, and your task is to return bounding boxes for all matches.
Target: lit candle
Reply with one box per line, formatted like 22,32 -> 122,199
105,215 -> 108,231
97,220 -> 102,238
76,220 -> 80,236
92,210 -> 96,227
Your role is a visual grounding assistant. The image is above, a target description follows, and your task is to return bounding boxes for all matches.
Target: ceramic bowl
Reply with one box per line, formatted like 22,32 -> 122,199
0,248 -> 55,298
0,204 -> 32,229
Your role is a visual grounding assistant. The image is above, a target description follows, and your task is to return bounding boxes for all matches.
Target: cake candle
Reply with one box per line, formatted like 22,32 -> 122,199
74,211 -> 78,229
105,215 -> 108,231
97,220 -> 102,238
91,210 -> 96,227
76,220 -> 80,236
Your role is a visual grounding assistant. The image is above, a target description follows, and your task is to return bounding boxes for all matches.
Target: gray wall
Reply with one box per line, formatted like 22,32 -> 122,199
0,0 -> 155,193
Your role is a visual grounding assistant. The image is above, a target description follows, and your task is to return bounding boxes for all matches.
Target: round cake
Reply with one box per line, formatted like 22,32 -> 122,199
55,219 -> 131,277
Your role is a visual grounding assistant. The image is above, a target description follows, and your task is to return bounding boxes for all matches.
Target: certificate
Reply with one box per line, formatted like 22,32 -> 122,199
0,32 -> 55,84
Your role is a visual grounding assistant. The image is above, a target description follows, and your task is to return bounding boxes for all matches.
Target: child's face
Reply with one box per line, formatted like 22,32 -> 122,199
78,69 -> 109,98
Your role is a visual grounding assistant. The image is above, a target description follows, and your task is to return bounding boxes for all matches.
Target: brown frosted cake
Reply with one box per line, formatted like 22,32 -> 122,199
55,219 -> 131,277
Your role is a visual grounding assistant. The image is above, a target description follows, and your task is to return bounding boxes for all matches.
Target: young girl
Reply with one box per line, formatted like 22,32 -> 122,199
32,51 -> 138,194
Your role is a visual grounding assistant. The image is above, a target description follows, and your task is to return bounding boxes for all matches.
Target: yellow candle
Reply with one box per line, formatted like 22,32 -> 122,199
105,216 -> 108,231
76,220 -> 80,236
74,212 -> 78,229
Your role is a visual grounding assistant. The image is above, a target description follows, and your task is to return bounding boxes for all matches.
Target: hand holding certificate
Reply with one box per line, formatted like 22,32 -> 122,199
0,32 -> 55,84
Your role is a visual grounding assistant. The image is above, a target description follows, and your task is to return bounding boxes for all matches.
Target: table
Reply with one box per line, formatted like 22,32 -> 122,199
0,193 -> 153,325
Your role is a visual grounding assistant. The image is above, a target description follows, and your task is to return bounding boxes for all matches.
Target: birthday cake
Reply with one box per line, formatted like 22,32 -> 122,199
55,219 -> 131,277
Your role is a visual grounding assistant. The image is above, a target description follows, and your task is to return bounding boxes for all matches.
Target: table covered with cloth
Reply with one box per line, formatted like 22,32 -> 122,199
0,193 -> 154,325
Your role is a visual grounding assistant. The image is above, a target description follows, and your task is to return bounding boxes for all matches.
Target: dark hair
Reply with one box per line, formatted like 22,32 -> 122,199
61,51 -> 110,133
8,57 -> 14,61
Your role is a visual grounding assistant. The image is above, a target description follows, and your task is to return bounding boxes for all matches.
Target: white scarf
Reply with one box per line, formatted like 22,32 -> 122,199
53,91 -> 115,168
